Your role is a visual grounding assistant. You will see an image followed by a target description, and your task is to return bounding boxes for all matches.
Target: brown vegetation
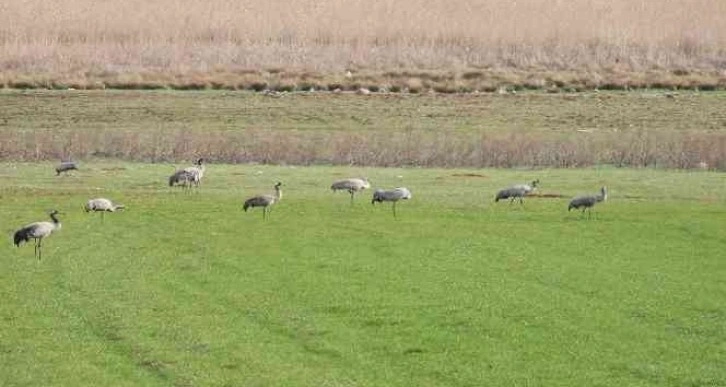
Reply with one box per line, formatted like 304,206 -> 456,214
1,0 -> 726,91
1,127 -> 724,170
1,90 -> 724,170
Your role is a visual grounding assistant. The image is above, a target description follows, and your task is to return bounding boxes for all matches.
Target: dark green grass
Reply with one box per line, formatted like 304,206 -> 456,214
1,163 -> 725,386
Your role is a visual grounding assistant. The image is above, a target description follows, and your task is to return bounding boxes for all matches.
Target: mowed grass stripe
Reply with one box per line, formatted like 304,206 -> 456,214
1,163 -> 725,386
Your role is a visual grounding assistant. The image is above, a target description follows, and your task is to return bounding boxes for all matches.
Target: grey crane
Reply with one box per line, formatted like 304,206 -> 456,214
182,158 -> 206,187
372,187 -> 412,218
55,161 -> 78,176
168,158 -> 205,190
512,179 -> 540,194
84,198 -> 125,221
495,179 -> 540,204
568,186 -> 608,218
168,169 -> 194,190
243,182 -> 283,220
331,178 -> 371,204
168,169 -> 195,190
13,210 -> 62,260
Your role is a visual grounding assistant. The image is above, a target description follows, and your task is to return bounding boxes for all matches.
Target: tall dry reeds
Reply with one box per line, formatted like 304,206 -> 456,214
1,127 -> 724,170
1,0 -> 725,90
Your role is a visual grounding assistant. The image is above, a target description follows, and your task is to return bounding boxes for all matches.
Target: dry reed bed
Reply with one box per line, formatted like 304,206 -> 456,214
2,128 -> 724,170
2,0 -> 726,91
2,68 -> 726,93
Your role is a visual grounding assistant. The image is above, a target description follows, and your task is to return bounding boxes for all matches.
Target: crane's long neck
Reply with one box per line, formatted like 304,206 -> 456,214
598,188 -> 608,202
49,212 -> 61,229
275,186 -> 282,201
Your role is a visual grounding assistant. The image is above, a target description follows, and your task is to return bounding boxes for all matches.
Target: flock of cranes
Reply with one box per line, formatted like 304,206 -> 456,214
12,160 -> 608,259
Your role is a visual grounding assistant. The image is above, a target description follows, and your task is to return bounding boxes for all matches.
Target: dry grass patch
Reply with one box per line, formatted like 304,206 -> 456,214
1,1 -> 726,90
2,90 -> 724,170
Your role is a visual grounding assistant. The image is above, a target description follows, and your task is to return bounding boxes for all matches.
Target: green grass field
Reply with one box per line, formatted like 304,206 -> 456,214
1,162 -> 725,386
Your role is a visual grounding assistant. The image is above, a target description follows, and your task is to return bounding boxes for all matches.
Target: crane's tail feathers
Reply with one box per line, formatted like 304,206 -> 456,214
13,228 -> 31,247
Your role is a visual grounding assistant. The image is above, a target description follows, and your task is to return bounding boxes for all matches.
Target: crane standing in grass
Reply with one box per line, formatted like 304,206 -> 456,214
84,198 -> 125,221
55,161 -> 78,176
331,178 -> 371,204
243,182 -> 283,220
372,187 -> 412,218
495,179 -> 540,204
568,186 -> 608,219
182,158 -> 205,187
13,210 -> 62,260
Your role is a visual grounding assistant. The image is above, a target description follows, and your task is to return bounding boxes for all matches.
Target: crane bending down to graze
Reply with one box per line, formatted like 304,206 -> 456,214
568,186 -> 608,219
331,178 -> 371,204
169,170 -> 194,189
372,187 -> 412,218
168,169 -> 195,190
495,179 -> 540,204
84,198 -> 125,221
168,158 -> 205,190
13,210 -> 62,260
243,182 -> 283,220
55,161 -> 78,176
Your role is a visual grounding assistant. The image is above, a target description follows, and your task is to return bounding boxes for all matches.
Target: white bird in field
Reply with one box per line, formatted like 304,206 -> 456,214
13,210 -> 63,260
84,198 -> 125,220
331,177 -> 371,204
371,187 -> 412,218
243,182 -> 283,220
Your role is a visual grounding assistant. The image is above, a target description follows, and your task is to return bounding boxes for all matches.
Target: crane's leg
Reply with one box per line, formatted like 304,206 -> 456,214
349,191 -> 355,205
36,238 -> 42,260
262,207 -> 267,220
392,202 -> 397,219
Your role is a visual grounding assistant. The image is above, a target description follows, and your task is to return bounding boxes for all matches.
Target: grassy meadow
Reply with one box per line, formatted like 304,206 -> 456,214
2,0 -> 725,384
1,162 -> 725,386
